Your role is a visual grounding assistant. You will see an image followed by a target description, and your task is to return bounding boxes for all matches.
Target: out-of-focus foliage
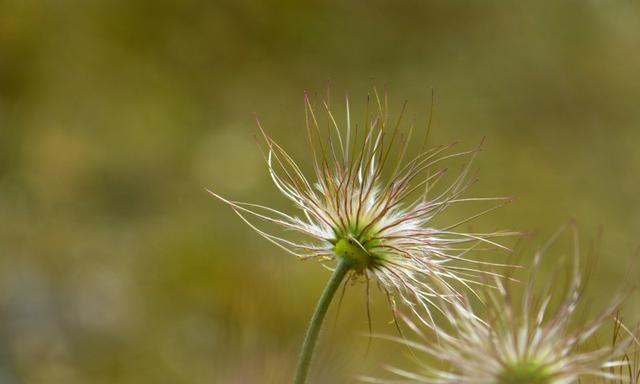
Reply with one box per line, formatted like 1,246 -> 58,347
0,1 -> 638,383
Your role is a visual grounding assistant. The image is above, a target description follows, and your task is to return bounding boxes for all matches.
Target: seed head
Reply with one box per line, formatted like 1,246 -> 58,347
365,228 -> 633,384
210,90 -> 513,321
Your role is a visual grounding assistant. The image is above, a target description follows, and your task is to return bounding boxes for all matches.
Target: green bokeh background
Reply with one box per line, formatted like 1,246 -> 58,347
1,1 -> 639,383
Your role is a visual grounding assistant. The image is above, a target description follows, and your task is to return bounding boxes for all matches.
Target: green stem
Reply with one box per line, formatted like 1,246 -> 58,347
293,258 -> 351,384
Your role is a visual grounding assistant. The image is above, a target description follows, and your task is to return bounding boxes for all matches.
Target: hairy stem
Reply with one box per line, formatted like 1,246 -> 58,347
294,258 -> 351,384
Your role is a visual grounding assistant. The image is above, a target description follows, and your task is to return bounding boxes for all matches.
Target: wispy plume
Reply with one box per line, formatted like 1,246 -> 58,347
600,320 -> 640,384
364,227 -> 633,384
209,89 -> 513,322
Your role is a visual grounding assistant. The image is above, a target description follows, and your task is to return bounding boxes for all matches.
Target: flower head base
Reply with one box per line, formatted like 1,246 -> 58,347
334,236 -> 377,272
497,362 -> 551,384
366,228 -> 632,384
210,90 -> 513,320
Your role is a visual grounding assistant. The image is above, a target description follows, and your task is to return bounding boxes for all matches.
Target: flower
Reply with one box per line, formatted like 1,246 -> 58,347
365,228 -> 632,384
209,90 -> 513,322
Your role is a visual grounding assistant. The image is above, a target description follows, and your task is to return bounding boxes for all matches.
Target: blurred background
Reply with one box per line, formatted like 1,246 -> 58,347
1,1 -> 639,383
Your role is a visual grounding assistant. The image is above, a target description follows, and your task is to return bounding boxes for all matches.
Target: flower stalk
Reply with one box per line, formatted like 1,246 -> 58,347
294,258 -> 351,384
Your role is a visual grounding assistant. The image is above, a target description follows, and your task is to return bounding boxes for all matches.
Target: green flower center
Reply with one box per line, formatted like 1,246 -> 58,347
496,361 -> 551,384
334,237 -> 375,271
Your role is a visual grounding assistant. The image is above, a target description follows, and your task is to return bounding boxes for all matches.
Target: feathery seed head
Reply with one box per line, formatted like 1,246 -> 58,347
367,228 -> 633,384
210,90 -> 514,320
